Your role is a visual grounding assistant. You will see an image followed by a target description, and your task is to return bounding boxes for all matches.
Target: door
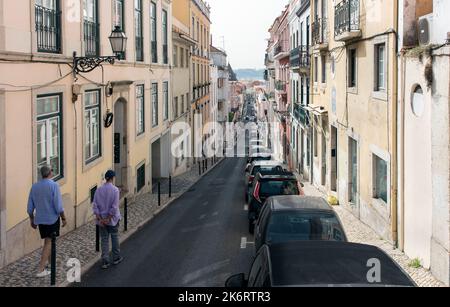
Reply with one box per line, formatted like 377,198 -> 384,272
330,126 -> 337,191
114,99 -> 128,190
348,137 -> 358,205
321,125 -> 326,186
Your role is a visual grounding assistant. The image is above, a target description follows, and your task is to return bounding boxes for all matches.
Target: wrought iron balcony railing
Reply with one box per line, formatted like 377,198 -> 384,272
84,20 -> 99,56
312,18 -> 328,46
290,46 -> 310,68
35,4 -> 61,53
334,0 -> 360,38
293,104 -> 309,126
275,80 -> 287,92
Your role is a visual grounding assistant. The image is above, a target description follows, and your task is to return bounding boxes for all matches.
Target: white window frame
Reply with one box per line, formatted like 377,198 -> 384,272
84,90 -> 101,164
372,35 -> 389,101
136,84 -> 145,136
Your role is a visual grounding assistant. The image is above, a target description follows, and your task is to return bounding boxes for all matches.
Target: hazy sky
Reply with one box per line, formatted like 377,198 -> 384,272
209,0 -> 288,69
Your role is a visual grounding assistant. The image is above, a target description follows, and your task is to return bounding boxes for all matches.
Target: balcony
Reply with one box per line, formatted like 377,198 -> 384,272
312,18 -> 329,50
35,4 -> 61,53
293,104 -> 309,127
275,80 -> 287,94
84,20 -> 99,56
273,43 -> 289,60
334,0 -> 361,42
290,46 -> 310,74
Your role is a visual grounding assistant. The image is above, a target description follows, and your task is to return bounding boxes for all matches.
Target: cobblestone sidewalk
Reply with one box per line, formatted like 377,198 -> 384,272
0,158 -> 223,287
301,182 -> 445,287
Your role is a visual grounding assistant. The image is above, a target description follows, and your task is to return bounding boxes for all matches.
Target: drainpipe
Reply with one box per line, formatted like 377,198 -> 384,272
391,0 -> 399,248
399,50 -> 406,251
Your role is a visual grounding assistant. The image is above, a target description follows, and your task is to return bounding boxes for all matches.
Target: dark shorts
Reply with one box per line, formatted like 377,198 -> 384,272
38,218 -> 60,239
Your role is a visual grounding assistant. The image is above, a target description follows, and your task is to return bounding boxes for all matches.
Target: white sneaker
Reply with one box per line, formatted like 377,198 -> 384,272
36,269 -> 51,278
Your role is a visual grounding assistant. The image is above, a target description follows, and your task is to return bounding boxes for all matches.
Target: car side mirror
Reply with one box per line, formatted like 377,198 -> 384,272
225,273 -> 247,288
245,164 -> 251,173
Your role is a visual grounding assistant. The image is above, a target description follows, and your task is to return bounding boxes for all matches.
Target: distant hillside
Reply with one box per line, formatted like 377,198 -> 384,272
235,69 -> 265,81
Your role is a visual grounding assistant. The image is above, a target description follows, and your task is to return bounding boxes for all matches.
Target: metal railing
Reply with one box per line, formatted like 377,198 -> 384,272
334,0 -> 360,37
151,41 -> 158,63
312,18 -> 328,45
293,104 -> 309,126
275,80 -> 286,92
290,46 -> 310,68
163,44 -> 168,64
35,4 -> 61,53
84,20 -> 99,56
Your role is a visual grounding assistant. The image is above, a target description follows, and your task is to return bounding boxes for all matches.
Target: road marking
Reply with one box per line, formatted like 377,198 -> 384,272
202,201 -> 208,206
212,212 -> 218,216
199,214 -> 206,220
240,237 -> 247,249
244,205 -> 248,211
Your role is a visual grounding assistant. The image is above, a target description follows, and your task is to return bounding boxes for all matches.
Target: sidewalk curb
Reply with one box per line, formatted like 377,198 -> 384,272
61,158 -> 225,287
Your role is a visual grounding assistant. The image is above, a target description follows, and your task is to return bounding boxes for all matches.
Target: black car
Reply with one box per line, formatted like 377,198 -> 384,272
245,161 -> 284,202
247,172 -> 304,234
254,196 -> 347,252
225,241 -> 416,287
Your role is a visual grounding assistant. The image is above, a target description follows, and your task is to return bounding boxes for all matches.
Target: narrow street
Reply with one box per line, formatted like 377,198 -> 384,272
80,158 -> 254,287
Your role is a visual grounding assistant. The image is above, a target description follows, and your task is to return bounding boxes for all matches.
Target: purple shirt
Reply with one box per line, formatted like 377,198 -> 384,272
92,183 -> 121,226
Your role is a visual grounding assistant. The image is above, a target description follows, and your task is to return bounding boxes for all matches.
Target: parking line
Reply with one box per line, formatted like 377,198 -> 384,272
240,237 -> 247,249
212,212 -> 219,216
244,205 -> 248,211
199,214 -> 206,220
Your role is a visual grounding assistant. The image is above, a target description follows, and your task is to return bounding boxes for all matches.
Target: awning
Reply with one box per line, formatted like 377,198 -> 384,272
305,104 -> 328,116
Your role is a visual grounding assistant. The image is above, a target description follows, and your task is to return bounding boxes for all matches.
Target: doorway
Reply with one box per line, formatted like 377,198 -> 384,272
330,126 -> 337,191
114,98 -> 128,193
348,137 -> 358,205
321,122 -> 327,186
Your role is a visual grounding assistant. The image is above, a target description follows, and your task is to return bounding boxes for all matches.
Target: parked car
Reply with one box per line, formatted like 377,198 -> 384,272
254,196 -> 347,252
245,161 -> 284,202
247,171 -> 304,233
225,241 -> 416,287
245,154 -> 272,167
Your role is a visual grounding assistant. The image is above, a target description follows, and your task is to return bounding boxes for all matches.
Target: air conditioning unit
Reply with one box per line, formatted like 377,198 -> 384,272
418,14 -> 433,46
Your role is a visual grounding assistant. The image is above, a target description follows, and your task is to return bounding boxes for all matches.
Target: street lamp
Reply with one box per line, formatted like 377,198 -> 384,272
72,26 -> 127,76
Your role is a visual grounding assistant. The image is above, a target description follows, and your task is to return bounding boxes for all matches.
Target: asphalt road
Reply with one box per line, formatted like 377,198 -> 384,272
79,157 -> 254,287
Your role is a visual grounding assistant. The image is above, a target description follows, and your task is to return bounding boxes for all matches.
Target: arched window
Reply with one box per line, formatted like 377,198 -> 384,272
411,84 -> 424,117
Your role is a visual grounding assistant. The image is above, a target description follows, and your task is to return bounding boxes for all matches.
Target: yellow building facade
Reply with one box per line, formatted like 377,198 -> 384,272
0,0 -> 172,268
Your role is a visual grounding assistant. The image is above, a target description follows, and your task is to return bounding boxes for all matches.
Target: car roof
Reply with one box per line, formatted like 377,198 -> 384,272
251,160 -> 282,167
269,196 -> 333,211
266,241 -> 416,287
257,172 -> 296,180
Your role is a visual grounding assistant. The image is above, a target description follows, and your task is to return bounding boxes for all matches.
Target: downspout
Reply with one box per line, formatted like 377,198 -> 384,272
391,0 -> 399,248
399,49 -> 406,251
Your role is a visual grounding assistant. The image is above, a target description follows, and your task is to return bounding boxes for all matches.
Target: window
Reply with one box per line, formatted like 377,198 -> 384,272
150,2 -> 157,63
348,48 -> 357,88
36,93 -> 63,180
113,0 -> 125,59
411,85 -> 424,117
84,90 -> 101,163
180,47 -> 184,68
136,85 -> 145,135
90,185 -> 97,203
321,55 -> 326,84
35,0 -> 61,53
314,57 -> 318,83
174,96 -> 178,118
186,49 -> 189,68
135,0 -> 143,61
152,83 -> 158,127
83,0 -> 99,56
375,43 -> 386,91
163,82 -> 169,120
173,45 -> 178,67
136,163 -> 145,192
181,95 -> 185,114
162,9 -> 168,64
314,123 -> 318,157
373,155 -> 388,203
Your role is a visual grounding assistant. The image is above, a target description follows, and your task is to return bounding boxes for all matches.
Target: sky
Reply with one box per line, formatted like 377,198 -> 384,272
209,0 -> 288,70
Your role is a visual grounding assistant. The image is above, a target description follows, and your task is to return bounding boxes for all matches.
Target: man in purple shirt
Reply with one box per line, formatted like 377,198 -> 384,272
27,165 -> 67,277
93,170 -> 123,269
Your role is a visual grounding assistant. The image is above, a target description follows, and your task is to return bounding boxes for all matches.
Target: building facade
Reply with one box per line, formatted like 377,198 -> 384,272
0,0 -> 172,268
397,0 -> 449,285
171,6 -> 196,176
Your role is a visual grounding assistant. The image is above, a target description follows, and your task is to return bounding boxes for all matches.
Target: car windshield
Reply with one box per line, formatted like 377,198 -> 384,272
260,180 -> 299,197
251,166 -> 282,176
266,212 -> 346,243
